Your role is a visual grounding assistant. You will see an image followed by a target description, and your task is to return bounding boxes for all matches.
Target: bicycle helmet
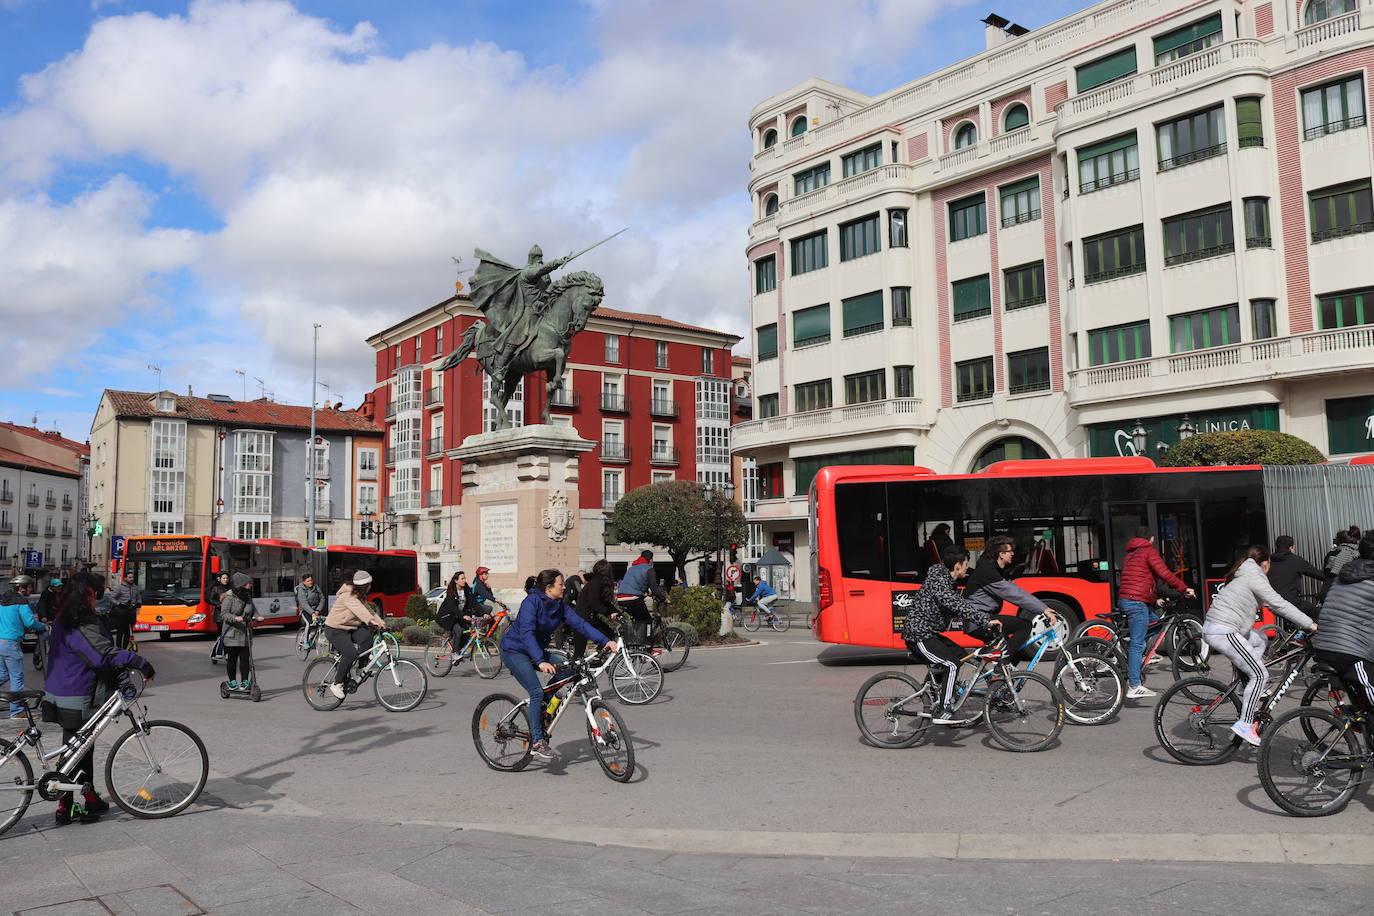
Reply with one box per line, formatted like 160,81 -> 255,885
9,574 -> 35,588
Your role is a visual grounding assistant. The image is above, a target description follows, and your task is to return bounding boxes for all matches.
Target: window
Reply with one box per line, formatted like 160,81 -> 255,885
894,365 -> 914,399
602,470 -> 624,509
1163,204 -> 1234,265
395,366 -> 422,411
891,287 -> 912,326
1170,304 -> 1241,352
151,520 -> 185,536
604,334 -> 620,363
1076,46 -> 1137,92
792,304 -> 830,346
971,437 -> 1050,471
696,424 -> 729,465
233,469 -> 271,514
651,425 -> 673,460
763,194 -> 779,216
757,323 -> 778,360
839,214 -> 881,261
1007,348 -> 1051,393
758,462 -> 784,500
949,193 -> 987,241
150,469 -> 185,515
844,369 -> 886,405
1004,262 -> 1046,310
790,115 -> 808,137
1236,96 -> 1264,149
357,482 -> 378,514
794,379 -> 833,412
757,394 -> 779,418
155,395 -> 175,412
234,430 -> 270,471
655,341 -> 669,369
1153,13 -> 1222,64
651,380 -> 672,415
1318,286 -> 1374,328
790,230 -> 828,275
1077,133 -> 1139,193
1003,103 -> 1029,132
952,275 -> 992,321
841,290 -> 883,337
1157,105 -> 1226,170
701,347 -> 714,374
1089,321 -> 1152,365
999,176 -> 1041,226
793,446 -> 912,496
755,255 -> 777,294
695,377 -> 730,421
1244,198 -> 1271,248
888,209 -> 908,248
1305,0 -> 1357,24
794,163 -> 830,195
842,143 -> 881,178
436,325 -> 443,354
1083,225 -> 1146,283
955,358 -> 994,402
1251,299 -> 1277,339
1302,75 -> 1365,139
762,128 -> 778,149
651,471 -> 673,484
1309,180 -> 1373,242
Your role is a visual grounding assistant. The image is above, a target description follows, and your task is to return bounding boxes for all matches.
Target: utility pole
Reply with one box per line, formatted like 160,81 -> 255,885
308,324 -> 321,547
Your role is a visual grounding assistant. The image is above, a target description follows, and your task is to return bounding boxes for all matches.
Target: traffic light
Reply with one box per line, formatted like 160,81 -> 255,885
729,544 -> 738,563
93,521 -> 103,537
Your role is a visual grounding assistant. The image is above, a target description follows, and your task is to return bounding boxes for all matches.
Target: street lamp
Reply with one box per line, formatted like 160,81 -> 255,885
1177,415 -> 1196,440
81,513 -> 99,568
9,552 -> 17,576
707,482 -> 736,593
359,508 -> 399,544
1130,419 -> 1148,457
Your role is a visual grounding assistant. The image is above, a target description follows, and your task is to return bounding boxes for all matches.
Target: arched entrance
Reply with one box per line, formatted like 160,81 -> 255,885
970,436 -> 1050,472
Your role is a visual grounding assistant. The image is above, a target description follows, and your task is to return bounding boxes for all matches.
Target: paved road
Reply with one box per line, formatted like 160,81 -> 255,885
3,630 -> 1373,913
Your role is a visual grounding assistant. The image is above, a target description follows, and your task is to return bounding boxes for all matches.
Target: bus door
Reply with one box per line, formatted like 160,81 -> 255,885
1105,501 -> 1203,598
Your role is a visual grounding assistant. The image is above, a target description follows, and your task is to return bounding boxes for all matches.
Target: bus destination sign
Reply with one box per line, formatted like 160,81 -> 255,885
129,538 -> 196,554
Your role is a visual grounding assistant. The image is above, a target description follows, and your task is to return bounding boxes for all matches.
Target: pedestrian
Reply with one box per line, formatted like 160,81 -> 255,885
1267,535 -> 1325,618
435,571 -> 476,656
572,560 -> 618,659
107,570 -> 142,649
1310,534 -> 1374,716
322,569 -> 386,699
217,572 -> 256,691
37,577 -> 64,622
0,577 -> 46,717
294,573 -> 324,625
962,536 -> 1058,659
1324,526 -> 1362,580
42,571 -> 154,825
1117,526 -> 1196,698
208,571 -> 231,609
615,549 -> 663,644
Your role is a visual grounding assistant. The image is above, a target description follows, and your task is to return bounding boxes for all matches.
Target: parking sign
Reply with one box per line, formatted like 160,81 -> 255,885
111,535 -> 126,559
23,550 -> 43,569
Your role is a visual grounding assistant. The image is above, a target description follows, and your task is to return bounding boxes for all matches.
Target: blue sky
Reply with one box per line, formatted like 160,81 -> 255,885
0,0 -> 1087,440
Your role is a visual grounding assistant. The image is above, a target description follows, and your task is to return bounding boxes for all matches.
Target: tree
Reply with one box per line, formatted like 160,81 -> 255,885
1159,429 -> 1325,467
607,480 -> 748,584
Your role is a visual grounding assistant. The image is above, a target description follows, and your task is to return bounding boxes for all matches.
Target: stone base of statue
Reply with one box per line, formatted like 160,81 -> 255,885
450,424 -> 596,591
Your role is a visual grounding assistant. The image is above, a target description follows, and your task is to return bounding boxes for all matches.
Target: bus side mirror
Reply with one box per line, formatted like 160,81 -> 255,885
210,556 -> 221,573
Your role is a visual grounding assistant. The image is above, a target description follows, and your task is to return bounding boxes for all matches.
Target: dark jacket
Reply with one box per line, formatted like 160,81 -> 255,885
500,591 -> 607,665
208,581 -> 229,609
436,586 -> 476,628
576,573 -> 617,632
1118,538 -> 1187,604
294,583 -> 324,617
1324,543 -> 1359,578
1266,548 -> 1324,603
1311,558 -> 1374,661
43,613 -> 145,702
964,561 -> 1049,617
217,573 -> 255,648
472,578 -> 500,610
902,564 -> 988,642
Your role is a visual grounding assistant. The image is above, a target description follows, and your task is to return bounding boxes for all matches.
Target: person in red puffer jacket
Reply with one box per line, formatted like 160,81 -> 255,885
1118,527 -> 1195,698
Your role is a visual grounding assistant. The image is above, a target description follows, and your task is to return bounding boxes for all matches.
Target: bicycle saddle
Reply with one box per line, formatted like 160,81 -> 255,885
0,688 -> 43,702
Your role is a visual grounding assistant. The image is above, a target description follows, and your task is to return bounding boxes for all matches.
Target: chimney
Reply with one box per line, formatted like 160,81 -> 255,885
187,385 -> 193,396
982,13 -> 1010,49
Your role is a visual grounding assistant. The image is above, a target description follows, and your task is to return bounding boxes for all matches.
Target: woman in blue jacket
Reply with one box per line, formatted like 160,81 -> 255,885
500,568 -> 616,761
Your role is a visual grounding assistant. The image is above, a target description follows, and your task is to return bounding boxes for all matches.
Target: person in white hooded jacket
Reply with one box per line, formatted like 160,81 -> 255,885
1203,545 -> 1317,746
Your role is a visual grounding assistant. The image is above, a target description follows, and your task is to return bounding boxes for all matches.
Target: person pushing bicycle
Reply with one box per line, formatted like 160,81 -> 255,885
322,570 -> 386,700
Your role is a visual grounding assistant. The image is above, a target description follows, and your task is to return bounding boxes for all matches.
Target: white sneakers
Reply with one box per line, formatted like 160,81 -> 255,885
1231,721 -> 1262,746
1126,684 -> 1157,699
328,682 -> 345,699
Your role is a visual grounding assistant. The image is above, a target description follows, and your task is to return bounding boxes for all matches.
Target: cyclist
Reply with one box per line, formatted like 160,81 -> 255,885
963,536 -> 1057,659
472,567 -> 507,615
616,549 -> 664,646
37,577 -> 64,622
500,568 -> 616,761
42,571 -> 154,825
1267,535 -> 1325,619
1118,527 -> 1196,699
294,572 -> 324,628
751,576 -> 779,623
572,560 -> 618,660
1310,533 -> 1374,717
217,572 -> 257,691
435,570 -> 477,656
107,570 -> 142,649
1203,545 -> 1317,746
1,578 -> 46,717
322,570 -> 386,699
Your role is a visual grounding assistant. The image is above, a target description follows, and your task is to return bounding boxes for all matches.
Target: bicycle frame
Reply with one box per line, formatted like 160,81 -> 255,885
3,682 -> 142,795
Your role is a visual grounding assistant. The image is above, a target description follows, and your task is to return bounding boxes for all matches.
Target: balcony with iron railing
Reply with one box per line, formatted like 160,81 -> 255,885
0,488 -> 11,503
25,525 -> 38,537
388,441 -> 422,464
649,398 -> 679,419
44,496 -> 56,509
304,499 -> 332,517
386,494 -> 422,514
649,445 -> 680,466
549,388 -> 579,409
26,494 -> 38,507
424,387 -> 443,408
60,525 -> 72,538
61,495 -> 72,510
425,437 -> 444,457
600,440 -> 631,462
732,397 -> 924,453
424,489 -> 443,508
600,393 -> 628,413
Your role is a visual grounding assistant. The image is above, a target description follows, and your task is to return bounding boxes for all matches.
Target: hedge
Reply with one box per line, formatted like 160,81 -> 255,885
1160,430 -> 1325,468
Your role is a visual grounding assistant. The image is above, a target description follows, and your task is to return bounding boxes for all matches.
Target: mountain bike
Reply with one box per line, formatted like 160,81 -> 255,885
0,675 -> 209,835
737,600 -> 790,633
301,629 -> 427,712
472,650 -> 634,782
1071,597 -> 1205,681
547,641 -> 664,705
294,612 -> 327,660
613,611 -> 690,672
425,614 -> 503,678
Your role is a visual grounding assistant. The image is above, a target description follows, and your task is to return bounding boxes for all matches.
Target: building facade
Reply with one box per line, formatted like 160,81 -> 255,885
0,423 -> 89,575
366,295 -> 740,591
739,0 -> 1374,599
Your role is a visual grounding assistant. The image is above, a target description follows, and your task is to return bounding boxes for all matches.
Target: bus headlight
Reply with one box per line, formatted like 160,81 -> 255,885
187,614 -> 206,625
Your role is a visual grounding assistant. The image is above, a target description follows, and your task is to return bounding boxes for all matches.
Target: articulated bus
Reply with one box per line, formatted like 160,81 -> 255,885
121,536 -> 419,638
809,457 -> 1374,650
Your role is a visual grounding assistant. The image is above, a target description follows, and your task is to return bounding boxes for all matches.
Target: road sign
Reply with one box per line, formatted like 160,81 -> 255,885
111,535 -> 126,558
23,550 -> 43,569
725,564 -> 742,583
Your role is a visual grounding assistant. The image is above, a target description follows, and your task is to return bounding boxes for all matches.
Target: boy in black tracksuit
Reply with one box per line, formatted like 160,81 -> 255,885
902,545 -> 999,724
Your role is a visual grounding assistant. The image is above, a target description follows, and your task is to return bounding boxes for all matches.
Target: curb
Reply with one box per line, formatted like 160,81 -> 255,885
691,638 -> 761,650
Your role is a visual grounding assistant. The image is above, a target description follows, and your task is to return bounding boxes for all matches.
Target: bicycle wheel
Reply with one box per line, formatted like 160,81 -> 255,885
587,699 -> 635,782
104,721 -> 208,818
1052,650 -> 1125,726
1153,677 -> 1241,765
656,626 -> 690,672
302,655 -> 344,711
1168,617 -> 1210,680
742,611 -> 762,632
984,670 -> 1063,752
609,650 -> 663,705
771,612 -> 791,633
294,627 -> 312,661
471,636 -> 503,679
374,659 -> 427,712
854,671 -> 930,749
1258,706 -> 1364,817
424,637 -> 455,677
32,635 -> 45,672
1071,618 -> 1117,644
0,740 -> 34,836
1061,636 -> 1125,673
472,693 -> 532,771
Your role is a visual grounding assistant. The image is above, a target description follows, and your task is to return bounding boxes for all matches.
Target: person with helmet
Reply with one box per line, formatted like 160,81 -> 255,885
1,575 -> 46,717
472,567 -> 507,615
37,577 -> 64,622
0,573 -> 35,609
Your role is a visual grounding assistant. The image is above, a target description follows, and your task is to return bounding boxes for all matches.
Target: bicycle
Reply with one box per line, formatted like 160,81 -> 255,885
737,600 -> 790,633
613,610 -> 690,673
301,629 -> 428,712
472,650 -> 635,781
547,640 -> 664,705
1072,597 -> 1206,681
0,674 -> 209,835
854,637 -> 1065,752
425,613 -> 504,679
294,612 -> 327,661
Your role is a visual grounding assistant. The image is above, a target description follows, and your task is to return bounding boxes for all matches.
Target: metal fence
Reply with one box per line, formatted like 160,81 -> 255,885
1261,465 -> 1374,568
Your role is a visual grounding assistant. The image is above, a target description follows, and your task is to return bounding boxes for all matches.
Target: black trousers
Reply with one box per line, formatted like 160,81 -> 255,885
326,626 -> 371,681
905,635 -> 963,708
1314,649 -> 1374,712
617,598 -> 652,644
60,725 -> 96,806
968,614 -> 1033,659
225,646 -> 250,682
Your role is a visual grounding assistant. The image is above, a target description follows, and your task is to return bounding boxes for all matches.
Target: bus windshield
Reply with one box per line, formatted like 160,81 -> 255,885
128,555 -> 204,605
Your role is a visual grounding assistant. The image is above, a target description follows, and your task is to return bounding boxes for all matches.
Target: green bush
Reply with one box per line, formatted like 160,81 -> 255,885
663,585 -> 721,639
400,625 -> 431,646
384,616 -> 415,633
1160,430 -> 1325,467
669,621 -> 699,646
405,593 -> 433,623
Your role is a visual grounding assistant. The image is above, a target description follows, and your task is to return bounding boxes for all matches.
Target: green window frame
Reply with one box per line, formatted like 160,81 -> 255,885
839,214 -> 881,261
891,287 -> 912,326
999,176 -> 1041,227
1305,0 -> 1357,24
894,365 -> 914,399
1163,204 -> 1235,266
1004,262 -> 1047,310
790,116 -> 808,137
841,290 -> 884,337
1236,97 -> 1264,149
1089,321 -> 1152,366
841,143 -> 882,178
754,255 -> 776,294
955,357 -> 995,403
1301,75 -> 1365,139
1157,105 -> 1226,170
1318,287 -> 1374,329
1251,299 -> 1277,340
792,447 -> 912,496
1076,46 -> 1138,93
1153,14 -> 1222,64
793,379 -> 833,413
844,369 -> 886,406
1007,348 -> 1051,394
763,194 -> 779,216
1244,198 -> 1271,248
756,323 -> 778,361
1169,304 -> 1241,352
1003,103 -> 1029,131
757,394 -> 779,419
1083,225 -> 1146,283
792,303 -> 831,346
952,275 -> 992,321
1077,133 -> 1140,193
790,230 -> 828,275
1309,180 -> 1373,242
793,163 -> 831,195
953,122 -> 977,149
949,192 -> 987,241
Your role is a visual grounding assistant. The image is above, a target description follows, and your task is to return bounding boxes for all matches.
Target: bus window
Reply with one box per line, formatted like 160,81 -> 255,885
887,480 -> 981,582
374,555 -> 418,596
129,556 -> 202,605
835,482 -> 891,581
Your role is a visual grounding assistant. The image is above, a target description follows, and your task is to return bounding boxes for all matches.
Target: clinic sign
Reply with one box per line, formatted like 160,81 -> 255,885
1325,394 -> 1374,455
1087,406 -> 1279,457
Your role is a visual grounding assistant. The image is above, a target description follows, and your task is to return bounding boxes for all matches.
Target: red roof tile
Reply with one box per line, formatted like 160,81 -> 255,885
103,391 -> 384,435
0,422 -> 89,455
589,306 -> 740,340
0,445 -> 81,478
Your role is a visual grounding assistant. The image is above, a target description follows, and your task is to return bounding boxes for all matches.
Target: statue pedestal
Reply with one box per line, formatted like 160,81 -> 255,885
451,425 -> 595,591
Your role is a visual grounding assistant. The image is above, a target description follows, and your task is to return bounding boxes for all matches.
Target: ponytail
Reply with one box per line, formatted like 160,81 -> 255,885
1224,544 -> 1270,583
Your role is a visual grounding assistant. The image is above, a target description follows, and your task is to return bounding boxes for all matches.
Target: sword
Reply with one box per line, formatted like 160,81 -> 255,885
559,228 -> 627,266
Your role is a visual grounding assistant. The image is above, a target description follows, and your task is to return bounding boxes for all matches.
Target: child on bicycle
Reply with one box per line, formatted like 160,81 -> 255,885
322,570 -> 386,699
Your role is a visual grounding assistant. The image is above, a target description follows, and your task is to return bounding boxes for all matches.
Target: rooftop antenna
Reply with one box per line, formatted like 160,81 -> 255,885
147,362 -> 162,389
253,376 -> 267,399
234,369 -> 246,400
450,256 -> 473,293
318,379 -> 333,408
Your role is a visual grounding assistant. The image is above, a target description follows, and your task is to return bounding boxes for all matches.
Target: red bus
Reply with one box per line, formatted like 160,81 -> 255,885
808,458 -> 1374,650
122,536 -> 418,638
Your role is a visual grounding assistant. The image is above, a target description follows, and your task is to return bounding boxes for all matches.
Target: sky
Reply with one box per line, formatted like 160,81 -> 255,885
0,0 -> 1088,440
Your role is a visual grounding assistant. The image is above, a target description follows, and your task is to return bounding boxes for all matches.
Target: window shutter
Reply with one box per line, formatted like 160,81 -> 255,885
1236,97 -> 1263,145
1077,132 -> 1138,161
952,276 -> 991,316
841,291 -> 884,334
1152,14 -> 1221,57
1076,47 -> 1137,92
792,305 -> 831,344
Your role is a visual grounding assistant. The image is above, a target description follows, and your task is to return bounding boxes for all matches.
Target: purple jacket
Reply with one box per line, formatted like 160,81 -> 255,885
43,614 -> 145,700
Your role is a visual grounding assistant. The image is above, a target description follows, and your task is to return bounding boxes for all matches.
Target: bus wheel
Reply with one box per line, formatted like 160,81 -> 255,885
1039,599 -> 1080,638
